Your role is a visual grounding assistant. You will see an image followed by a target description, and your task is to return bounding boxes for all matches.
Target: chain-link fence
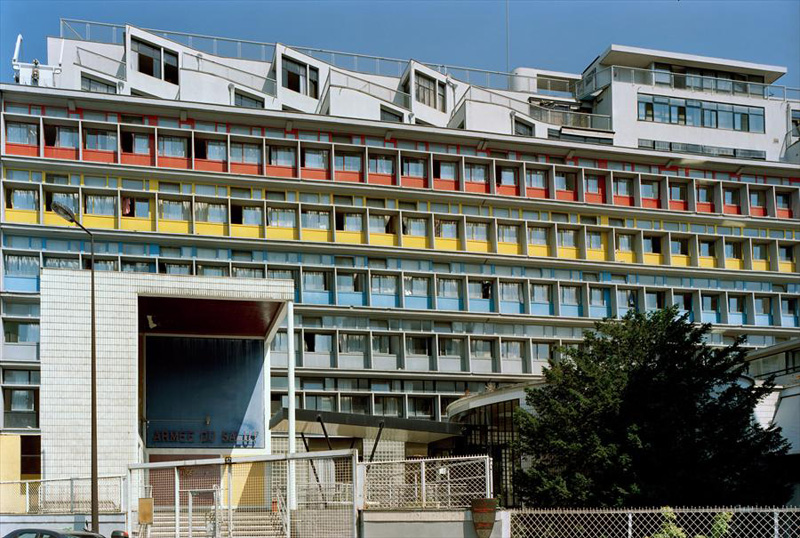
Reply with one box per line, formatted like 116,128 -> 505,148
127,449 -> 356,538
358,455 -> 492,510
510,507 -> 800,538
0,476 -> 125,514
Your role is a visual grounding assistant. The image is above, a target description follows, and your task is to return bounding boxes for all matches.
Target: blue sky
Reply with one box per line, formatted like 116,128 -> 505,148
1,0 -> 799,87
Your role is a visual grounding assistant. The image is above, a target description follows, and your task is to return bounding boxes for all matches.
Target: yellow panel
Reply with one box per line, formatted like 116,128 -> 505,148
672,254 -> 690,267
303,228 -> 333,242
599,215 -> 609,226
231,224 -> 263,239
121,217 -> 156,232
0,435 -> 25,513
370,233 -> 398,246
466,240 -> 491,253
83,215 -> 116,229
267,227 -> 298,240
435,238 -> 460,251
337,231 -> 364,244
559,246 -> 579,259
528,244 -> 550,257
586,249 -> 607,261
643,253 -> 663,265
616,251 -> 635,263
752,260 -> 770,271
403,235 -> 429,249
195,222 -> 227,236
698,256 -> 717,268
159,220 -> 191,234
498,242 -> 521,255
5,209 -> 39,224
44,212 -> 74,227
225,461 -> 266,507
780,261 -> 796,273
726,258 -> 744,270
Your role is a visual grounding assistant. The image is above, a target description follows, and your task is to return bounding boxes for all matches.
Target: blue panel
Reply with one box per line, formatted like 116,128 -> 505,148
701,312 -> 721,324
589,306 -> 611,318
500,301 -> 524,314
470,298 -> 493,313
530,303 -> 553,316
677,309 -> 694,322
372,294 -> 399,308
437,297 -> 462,311
303,290 -> 333,305
755,314 -> 773,326
3,276 -> 39,292
728,313 -> 746,325
561,304 -> 583,317
405,296 -> 432,310
146,337 -> 264,449
338,291 -> 366,306
782,315 -> 799,327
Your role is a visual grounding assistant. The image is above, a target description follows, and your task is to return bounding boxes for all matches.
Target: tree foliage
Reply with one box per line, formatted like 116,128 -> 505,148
515,307 -> 791,507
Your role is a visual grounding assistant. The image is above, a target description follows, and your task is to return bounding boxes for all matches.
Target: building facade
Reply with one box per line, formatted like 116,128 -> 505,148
2,20 -> 800,488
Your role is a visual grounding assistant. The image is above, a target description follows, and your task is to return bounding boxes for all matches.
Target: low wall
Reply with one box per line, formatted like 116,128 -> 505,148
361,509 -> 509,538
0,513 -> 126,536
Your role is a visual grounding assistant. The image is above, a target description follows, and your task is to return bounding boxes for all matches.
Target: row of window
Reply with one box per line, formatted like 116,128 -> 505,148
637,94 -> 765,133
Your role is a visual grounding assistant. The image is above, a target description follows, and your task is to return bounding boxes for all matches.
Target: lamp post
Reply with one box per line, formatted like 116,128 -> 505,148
51,201 -> 98,533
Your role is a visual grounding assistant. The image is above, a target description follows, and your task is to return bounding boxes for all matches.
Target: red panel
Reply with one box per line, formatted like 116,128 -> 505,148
614,195 -> 634,206
84,149 -> 117,163
585,192 -> 604,204
433,178 -> 458,191
696,202 -> 715,213
750,206 -> 767,217
231,162 -> 261,176
5,143 -> 39,157
669,200 -> 688,211
556,190 -> 577,201
44,147 -> 78,160
368,173 -> 394,185
527,187 -> 548,199
496,185 -> 519,197
122,153 -> 155,166
465,182 -> 490,194
301,168 -> 330,180
642,198 -> 661,209
265,165 -> 296,178
335,170 -> 362,183
401,176 -> 427,189
777,208 -> 793,219
158,156 -> 191,169
723,204 -> 741,215
195,159 -> 226,172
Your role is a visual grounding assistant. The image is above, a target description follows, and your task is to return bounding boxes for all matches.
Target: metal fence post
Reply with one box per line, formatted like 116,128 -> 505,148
351,452 -> 358,538
627,512 -> 633,538
25,482 -> 30,513
227,463 -> 233,538
420,461 -> 426,508
174,467 -> 180,538
126,470 -> 133,537
774,510 -> 779,538
484,456 -> 492,498
70,478 -> 75,513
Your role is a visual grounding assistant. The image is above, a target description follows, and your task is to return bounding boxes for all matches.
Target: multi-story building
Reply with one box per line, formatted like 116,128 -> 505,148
2,20 -> 800,504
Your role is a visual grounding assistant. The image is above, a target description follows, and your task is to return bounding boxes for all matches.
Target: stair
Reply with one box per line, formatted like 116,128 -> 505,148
134,507 -> 286,538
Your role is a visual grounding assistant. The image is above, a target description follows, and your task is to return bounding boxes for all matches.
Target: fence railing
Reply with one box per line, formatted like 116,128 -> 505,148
358,455 -> 491,510
0,475 -> 125,514
509,506 -> 800,538
128,449 -> 357,538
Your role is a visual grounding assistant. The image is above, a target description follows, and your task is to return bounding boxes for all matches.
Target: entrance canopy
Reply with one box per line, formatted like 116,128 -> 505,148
269,408 -> 463,444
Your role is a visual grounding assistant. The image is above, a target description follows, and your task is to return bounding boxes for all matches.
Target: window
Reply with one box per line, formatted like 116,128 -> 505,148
121,132 -> 150,155
614,179 -> 632,196
526,169 -> 546,189
402,157 -> 427,178
643,236 -> 661,254
466,222 -> 488,241
645,291 -> 665,310
753,243 -> 769,261
670,184 -> 687,201
132,39 -> 162,79
336,272 -> 363,293
303,332 -> 332,353
638,93 -> 764,133
725,242 -> 742,259
6,122 -> 38,145
369,155 -> 395,175
641,181 -> 659,199
560,286 -> 580,305
754,297 -> 771,315
585,175 -> 601,194
158,136 -> 188,158
380,107 -> 403,123
555,173 -> 576,191
2,370 -> 40,384
434,161 -> 457,180
3,321 -> 40,342
439,337 -> 463,357
81,75 -> 116,94
163,50 -> 179,84
303,149 -> 329,169
514,120 -> 533,137
230,142 -> 262,164
234,91 -> 264,109
702,294 -> 719,312
437,278 -> 460,298
696,185 -> 713,204
464,163 -> 488,183
699,240 -> 715,257
587,232 -> 603,250
404,276 -> 429,297
750,190 -> 766,208
85,130 -> 117,151
776,192 -> 792,210
121,197 -> 150,218
729,295 -> 744,313
671,238 -> 689,255
402,217 -> 427,236
372,274 -> 397,295
195,202 -> 227,223
270,147 -> 295,167
303,271 -> 329,292
3,388 -> 37,428
44,125 -> 79,148
616,234 -> 633,251
620,289 -> 638,309
589,288 -> 607,306
415,72 -> 436,108
408,396 -> 433,418
782,298 -> 797,317
159,199 -> 191,221
84,195 -> 116,216
529,227 -> 548,245
268,208 -> 296,227
498,225 -> 519,243
437,81 -> 447,112
435,219 -> 459,239
338,333 -> 366,354
469,280 -> 493,300
335,153 -> 362,172
500,282 -> 522,302
406,336 -> 431,356
196,140 -> 226,161
302,210 -> 330,230
335,212 -> 362,232
282,56 -> 318,98
532,284 -> 550,303
557,229 -> 577,248
6,189 -> 38,210
369,214 -> 394,234
779,245 -> 794,262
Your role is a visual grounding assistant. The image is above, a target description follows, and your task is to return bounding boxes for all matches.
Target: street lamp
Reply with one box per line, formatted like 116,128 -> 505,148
51,201 -> 98,533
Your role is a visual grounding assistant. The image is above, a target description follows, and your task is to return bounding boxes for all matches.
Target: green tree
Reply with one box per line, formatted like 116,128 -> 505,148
515,307 -> 791,507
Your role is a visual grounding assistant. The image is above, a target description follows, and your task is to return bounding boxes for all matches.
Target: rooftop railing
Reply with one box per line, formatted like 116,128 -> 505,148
577,65 -> 800,102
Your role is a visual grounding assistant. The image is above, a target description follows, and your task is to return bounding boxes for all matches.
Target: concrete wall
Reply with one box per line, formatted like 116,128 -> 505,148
0,513 -> 125,537
361,510 -> 509,538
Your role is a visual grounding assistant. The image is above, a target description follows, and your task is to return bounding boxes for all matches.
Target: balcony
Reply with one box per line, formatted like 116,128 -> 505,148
231,223 -> 263,239
5,143 -> 39,157
195,159 -> 226,173
436,297 -> 463,311
3,411 -> 38,429
44,146 -> 79,160
83,149 -> 117,163
2,342 -> 39,362
266,226 -> 298,241
500,300 -> 524,314
338,291 -> 366,307
5,209 -> 39,224
231,162 -> 262,176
